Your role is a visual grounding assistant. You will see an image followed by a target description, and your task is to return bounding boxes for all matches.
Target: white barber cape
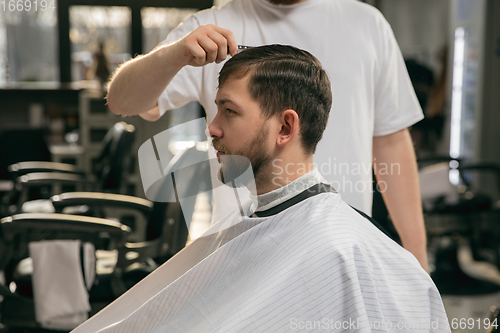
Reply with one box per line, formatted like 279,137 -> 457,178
72,186 -> 449,332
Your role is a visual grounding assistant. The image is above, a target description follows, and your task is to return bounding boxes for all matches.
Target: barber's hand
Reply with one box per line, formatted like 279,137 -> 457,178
168,24 -> 238,68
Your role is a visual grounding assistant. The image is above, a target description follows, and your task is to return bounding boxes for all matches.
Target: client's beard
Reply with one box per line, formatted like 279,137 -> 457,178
217,155 -> 252,187
212,127 -> 272,188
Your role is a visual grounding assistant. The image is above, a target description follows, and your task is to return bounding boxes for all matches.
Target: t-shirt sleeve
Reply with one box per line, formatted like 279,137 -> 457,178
157,14 -> 204,118
372,16 -> 424,137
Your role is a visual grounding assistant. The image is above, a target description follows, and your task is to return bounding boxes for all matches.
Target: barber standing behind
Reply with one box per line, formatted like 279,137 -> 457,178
106,0 -> 428,272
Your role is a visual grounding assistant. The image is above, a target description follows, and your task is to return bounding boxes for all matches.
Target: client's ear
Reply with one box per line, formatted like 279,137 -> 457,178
277,109 -> 299,147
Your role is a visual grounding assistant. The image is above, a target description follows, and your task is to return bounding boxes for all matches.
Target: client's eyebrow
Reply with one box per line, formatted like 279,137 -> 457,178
215,98 -> 242,111
215,99 -> 233,106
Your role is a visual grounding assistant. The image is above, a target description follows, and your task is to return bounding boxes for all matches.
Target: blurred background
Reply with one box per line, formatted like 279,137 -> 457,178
0,0 -> 499,332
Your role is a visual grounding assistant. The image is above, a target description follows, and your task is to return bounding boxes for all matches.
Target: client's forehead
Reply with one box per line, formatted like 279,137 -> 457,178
216,74 -> 252,103
215,74 -> 267,121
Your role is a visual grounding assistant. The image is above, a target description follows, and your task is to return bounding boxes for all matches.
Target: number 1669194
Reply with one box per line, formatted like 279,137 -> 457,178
1,0 -> 55,11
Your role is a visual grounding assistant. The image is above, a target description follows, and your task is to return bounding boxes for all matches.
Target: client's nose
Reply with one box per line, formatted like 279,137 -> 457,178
208,114 -> 223,139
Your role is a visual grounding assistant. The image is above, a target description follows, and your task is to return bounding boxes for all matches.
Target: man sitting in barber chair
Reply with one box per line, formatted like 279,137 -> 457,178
72,45 -> 450,333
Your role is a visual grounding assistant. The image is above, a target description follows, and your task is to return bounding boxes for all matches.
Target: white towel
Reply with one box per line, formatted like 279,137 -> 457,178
29,240 -> 96,330
21,199 -> 56,213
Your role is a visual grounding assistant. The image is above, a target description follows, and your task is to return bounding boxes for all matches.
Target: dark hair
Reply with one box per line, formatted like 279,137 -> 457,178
218,44 -> 332,154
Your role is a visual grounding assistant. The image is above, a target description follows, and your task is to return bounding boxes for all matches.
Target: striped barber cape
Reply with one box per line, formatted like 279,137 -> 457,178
72,190 -> 450,333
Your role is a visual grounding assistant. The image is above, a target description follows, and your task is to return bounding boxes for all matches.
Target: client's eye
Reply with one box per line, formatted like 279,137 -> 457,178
226,108 -> 236,114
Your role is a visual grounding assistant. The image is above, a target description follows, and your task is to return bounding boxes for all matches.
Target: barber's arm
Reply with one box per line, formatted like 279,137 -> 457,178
372,128 -> 429,273
106,25 -> 238,120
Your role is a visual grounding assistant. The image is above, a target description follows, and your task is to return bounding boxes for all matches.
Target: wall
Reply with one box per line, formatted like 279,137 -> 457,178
379,0 -> 450,73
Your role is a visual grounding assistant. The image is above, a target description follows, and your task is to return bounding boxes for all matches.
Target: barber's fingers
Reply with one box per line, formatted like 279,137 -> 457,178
187,41 -> 210,66
197,35 -> 220,64
184,25 -> 237,66
207,30 -> 228,63
211,25 -> 238,57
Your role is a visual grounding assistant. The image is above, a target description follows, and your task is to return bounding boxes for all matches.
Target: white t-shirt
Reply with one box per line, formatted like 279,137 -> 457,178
157,0 -> 423,215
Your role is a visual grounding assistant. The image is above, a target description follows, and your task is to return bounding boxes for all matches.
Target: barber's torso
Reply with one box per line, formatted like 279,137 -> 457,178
159,0 -> 422,215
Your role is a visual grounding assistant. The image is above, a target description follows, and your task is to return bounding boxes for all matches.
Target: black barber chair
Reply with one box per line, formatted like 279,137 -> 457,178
420,158 -> 500,295
0,213 -> 131,332
0,144 -> 212,332
50,144 -> 212,264
0,204 -> 178,332
1,122 -> 136,217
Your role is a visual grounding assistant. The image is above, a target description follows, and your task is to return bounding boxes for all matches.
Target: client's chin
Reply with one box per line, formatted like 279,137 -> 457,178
217,155 -> 253,188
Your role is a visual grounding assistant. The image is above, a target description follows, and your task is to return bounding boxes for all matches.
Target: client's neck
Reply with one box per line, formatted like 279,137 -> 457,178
255,155 -> 314,195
